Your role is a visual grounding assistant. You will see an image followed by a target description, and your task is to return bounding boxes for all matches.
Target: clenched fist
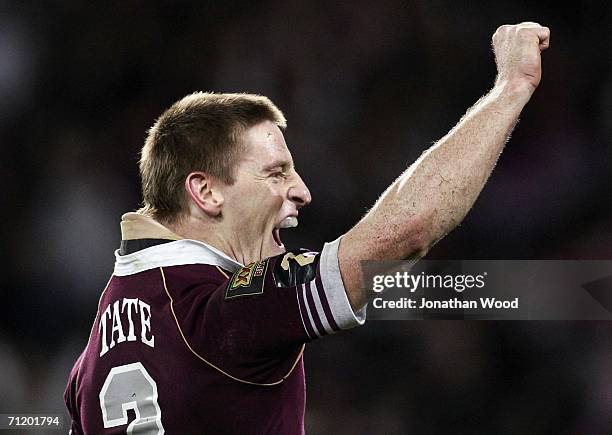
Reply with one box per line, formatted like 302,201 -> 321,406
492,22 -> 550,95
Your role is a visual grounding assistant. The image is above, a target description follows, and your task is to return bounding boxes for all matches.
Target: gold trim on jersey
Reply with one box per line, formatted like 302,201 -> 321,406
215,266 -> 230,279
160,267 -> 305,387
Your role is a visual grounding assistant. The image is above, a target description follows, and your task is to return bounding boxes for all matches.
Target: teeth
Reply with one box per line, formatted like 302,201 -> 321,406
278,216 -> 298,229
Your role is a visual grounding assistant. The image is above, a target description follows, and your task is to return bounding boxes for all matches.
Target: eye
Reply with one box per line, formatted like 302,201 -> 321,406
270,171 -> 288,180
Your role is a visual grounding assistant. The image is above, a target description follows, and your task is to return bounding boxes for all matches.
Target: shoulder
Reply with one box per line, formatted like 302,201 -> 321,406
225,249 -> 320,299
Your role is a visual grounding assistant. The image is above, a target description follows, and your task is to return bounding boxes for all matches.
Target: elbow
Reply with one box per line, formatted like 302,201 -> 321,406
399,215 -> 434,260
370,214 -> 433,261
404,205 -> 469,258
403,230 -> 430,261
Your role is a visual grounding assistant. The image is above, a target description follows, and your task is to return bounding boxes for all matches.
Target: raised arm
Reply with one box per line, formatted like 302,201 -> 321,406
338,22 -> 551,309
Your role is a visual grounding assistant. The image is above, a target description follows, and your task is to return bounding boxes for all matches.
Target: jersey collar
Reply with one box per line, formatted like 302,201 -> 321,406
114,212 -> 243,276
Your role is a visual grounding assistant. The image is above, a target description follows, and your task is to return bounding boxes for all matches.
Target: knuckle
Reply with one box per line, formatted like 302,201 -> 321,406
495,24 -> 509,34
493,24 -> 511,41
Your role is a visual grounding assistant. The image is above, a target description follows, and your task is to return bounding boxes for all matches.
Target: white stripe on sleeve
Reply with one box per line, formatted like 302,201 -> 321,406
301,284 -> 321,337
319,237 -> 367,329
308,280 -> 334,335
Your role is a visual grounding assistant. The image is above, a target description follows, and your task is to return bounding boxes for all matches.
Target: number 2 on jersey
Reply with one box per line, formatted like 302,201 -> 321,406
99,362 -> 164,434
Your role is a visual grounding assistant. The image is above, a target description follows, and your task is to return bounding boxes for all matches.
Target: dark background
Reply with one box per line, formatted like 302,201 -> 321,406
1,1 -> 611,433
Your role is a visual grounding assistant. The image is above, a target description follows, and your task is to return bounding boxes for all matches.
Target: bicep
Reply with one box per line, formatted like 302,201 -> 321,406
198,243 -> 365,359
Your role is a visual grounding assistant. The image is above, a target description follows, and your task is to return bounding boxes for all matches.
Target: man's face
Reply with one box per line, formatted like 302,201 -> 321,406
217,120 -> 311,262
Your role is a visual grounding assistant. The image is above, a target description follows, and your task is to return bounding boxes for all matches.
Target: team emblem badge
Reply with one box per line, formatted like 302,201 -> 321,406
225,259 -> 269,299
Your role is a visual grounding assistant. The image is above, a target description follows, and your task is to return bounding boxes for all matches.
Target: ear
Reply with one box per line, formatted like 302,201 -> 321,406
185,172 -> 224,217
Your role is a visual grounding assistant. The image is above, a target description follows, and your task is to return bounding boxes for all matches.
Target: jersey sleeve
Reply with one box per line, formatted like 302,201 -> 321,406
179,237 -> 366,382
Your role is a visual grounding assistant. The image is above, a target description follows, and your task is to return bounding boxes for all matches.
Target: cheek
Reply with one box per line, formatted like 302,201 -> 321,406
262,181 -> 285,203
266,179 -> 284,194
237,182 -> 284,213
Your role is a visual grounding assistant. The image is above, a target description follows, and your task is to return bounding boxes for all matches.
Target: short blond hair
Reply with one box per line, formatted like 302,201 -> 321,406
138,92 -> 286,223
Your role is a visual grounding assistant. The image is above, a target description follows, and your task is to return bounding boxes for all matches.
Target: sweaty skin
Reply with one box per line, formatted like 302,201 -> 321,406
338,22 -> 551,309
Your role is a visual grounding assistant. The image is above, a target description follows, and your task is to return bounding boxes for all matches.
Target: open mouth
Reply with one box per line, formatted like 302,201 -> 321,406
273,228 -> 283,247
273,216 -> 298,248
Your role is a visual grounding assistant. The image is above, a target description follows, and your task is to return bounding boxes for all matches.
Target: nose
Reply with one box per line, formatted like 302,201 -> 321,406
288,173 -> 312,208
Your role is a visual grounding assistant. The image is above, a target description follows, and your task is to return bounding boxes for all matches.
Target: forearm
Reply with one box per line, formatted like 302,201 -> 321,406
379,82 -> 531,249
339,82 -> 532,308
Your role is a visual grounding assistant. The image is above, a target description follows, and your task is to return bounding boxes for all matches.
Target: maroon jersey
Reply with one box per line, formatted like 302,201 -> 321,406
64,213 -> 365,434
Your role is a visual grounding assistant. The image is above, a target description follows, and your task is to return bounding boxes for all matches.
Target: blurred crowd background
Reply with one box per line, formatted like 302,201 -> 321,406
1,1 -> 611,433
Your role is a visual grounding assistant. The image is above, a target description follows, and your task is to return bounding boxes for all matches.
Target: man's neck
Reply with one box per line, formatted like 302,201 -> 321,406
164,215 -> 260,266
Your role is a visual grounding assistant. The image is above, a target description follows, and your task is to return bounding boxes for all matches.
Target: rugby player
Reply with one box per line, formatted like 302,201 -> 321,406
65,22 -> 550,434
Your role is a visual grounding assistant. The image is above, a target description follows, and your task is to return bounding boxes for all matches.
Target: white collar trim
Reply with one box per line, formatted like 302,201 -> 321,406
113,239 -> 244,276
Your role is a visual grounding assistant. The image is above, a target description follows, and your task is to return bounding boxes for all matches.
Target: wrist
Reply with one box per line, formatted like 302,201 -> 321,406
491,78 -> 534,107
